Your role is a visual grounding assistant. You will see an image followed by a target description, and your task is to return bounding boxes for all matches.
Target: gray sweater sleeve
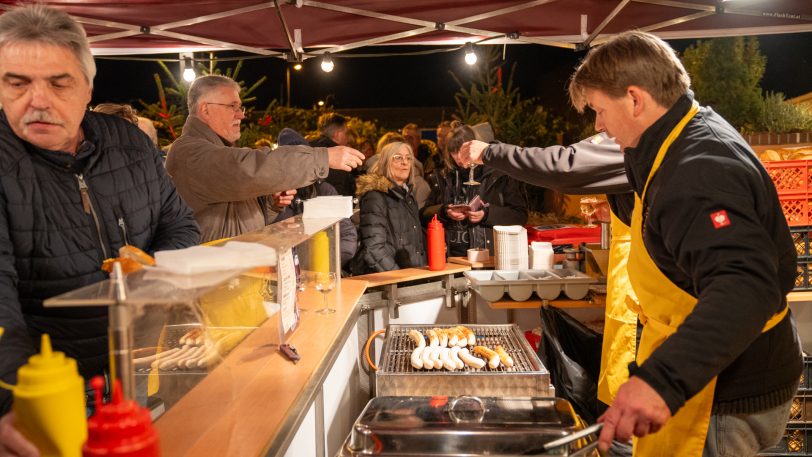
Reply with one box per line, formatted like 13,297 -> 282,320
483,135 -> 631,195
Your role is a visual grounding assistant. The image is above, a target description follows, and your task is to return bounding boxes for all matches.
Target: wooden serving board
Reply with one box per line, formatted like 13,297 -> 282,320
447,256 -> 494,269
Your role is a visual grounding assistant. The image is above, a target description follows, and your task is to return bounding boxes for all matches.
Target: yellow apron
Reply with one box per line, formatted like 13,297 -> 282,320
597,211 -> 638,405
627,102 -> 789,456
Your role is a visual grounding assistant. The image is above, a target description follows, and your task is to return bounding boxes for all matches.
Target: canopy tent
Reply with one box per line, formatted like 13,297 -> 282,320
1,0 -> 810,59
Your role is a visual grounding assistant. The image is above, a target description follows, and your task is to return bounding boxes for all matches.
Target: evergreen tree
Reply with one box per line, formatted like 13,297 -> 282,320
682,37 -> 765,130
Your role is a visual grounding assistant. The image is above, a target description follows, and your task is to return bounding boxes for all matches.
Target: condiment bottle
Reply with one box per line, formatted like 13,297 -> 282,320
83,377 -> 160,457
427,214 -> 446,271
311,230 -> 330,274
13,334 -> 87,457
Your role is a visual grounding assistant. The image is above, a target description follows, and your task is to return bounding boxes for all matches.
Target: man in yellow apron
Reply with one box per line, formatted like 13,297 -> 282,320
568,31 -> 802,456
460,131 -> 639,456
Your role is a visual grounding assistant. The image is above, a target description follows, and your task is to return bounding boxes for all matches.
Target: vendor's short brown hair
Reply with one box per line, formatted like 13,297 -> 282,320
569,31 -> 690,112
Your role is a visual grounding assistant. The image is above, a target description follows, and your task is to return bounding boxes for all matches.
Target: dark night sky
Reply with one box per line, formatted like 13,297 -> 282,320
92,33 -> 812,119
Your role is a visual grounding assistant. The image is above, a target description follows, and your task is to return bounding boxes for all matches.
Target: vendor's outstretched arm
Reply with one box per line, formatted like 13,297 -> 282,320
460,135 -> 631,195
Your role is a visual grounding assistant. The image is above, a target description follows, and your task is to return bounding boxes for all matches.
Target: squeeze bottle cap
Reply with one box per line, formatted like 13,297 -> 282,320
15,334 -> 81,398
83,378 -> 160,456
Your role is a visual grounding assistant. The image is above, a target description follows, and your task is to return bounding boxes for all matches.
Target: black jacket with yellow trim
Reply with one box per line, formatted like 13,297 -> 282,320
625,93 -> 802,415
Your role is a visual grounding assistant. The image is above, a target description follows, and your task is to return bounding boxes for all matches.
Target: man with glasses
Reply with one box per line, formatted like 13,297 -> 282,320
167,75 -> 364,242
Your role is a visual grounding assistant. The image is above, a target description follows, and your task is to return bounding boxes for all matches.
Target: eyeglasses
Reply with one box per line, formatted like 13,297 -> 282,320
206,102 -> 246,114
392,154 -> 413,164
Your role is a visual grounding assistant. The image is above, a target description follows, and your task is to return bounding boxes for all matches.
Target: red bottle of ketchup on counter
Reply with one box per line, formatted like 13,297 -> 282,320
427,214 -> 446,271
83,377 -> 159,457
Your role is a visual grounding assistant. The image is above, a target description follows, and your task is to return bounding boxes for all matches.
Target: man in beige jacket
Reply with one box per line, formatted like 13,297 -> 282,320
166,75 -> 364,242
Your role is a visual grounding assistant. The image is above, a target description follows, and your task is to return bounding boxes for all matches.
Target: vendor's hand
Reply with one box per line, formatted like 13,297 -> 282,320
446,207 -> 467,221
597,376 -> 671,453
458,140 -> 488,167
467,209 -> 485,224
327,146 -> 364,171
272,189 -> 296,209
0,412 -> 39,457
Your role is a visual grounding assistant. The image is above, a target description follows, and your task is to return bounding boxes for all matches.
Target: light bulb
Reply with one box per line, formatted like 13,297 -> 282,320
293,63 -> 303,71
317,100 -> 325,107
464,42 -> 477,65
182,56 -> 195,82
182,67 -> 196,82
321,53 -> 334,73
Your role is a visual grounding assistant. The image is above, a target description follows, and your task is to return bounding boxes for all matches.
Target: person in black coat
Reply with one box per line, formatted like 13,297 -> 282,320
272,128 -> 358,270
352,142 -> 427,274
311,113 -> 356,197
421,123 -> 527,257
0,6 -> 199,442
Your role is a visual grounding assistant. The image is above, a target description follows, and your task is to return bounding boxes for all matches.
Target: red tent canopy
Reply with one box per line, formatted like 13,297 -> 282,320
1,0 -> 810,58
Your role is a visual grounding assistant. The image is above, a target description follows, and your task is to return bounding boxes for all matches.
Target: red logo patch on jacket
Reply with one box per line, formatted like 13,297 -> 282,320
710,210 -> 731,229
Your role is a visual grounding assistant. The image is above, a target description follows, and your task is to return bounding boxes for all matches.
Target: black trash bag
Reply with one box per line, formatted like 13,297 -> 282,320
538,305 -> 603,423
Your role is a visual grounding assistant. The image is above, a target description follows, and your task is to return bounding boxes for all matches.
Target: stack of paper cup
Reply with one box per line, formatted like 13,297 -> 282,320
493,225 -> 528,270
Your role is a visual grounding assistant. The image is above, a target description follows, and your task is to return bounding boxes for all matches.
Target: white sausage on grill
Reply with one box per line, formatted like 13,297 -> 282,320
458,348 -> 486,369
473,346 -> 501,369
411,346 -> 425,369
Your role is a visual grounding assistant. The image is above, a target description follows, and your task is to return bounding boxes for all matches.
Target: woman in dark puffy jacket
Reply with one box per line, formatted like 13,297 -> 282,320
421,123 -> 527,257
352,142 -> 427,274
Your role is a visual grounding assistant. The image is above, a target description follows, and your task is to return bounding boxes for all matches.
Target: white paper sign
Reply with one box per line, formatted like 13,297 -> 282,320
278,249 -> 299,333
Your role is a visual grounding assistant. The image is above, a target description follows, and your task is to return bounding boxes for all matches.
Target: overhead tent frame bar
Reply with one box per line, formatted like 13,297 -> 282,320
1,0 -> 810,57
0,2 -> 283,56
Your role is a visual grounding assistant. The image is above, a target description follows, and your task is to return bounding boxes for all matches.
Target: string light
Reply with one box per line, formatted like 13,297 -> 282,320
464,42 -> 477,65
293,62 -> 303,71
181,55 -> 196,82
320,52 -> 334,73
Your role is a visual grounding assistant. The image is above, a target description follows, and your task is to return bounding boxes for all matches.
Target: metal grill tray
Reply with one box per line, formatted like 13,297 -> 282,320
376,324 -> 550,397
341,396 -> 594,457
464,268 -> 596,301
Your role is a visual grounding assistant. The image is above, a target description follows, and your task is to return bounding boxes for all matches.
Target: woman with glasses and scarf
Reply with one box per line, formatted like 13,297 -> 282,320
422,123 -> 527,257
352,142 -> 427,274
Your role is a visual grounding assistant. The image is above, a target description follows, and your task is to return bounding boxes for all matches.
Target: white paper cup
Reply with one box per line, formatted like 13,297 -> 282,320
467,248 -> 489,263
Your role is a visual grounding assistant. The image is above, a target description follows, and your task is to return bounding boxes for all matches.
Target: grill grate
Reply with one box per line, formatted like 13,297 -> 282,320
380,324 -> 537,373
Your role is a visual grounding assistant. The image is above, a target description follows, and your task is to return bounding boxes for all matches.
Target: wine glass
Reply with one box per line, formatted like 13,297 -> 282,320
579,197 -> 598,227
464,163 -> 480,186
313,271 -> 337,315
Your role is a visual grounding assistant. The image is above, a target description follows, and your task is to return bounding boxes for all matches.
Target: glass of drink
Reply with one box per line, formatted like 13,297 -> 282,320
313,271 -> 337,315
464,163 -> 480,186
579,197 -> 599,227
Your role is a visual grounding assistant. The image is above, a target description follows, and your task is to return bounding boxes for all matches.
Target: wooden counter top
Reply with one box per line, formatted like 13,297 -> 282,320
155,278 -> 368,457
788,291 -> 812,303
352,264 -> 470,287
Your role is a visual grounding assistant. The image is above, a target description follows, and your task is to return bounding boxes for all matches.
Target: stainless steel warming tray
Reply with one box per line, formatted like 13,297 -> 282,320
376,324 -> 550,397
340,396 -> 598,456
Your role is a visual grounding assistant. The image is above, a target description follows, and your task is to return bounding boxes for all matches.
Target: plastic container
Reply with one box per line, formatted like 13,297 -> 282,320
427,214 -> 446,271
13,334 -> 87,457
529,242 -> 554,270
764,160 -> 812,226
83,377 -> 160,457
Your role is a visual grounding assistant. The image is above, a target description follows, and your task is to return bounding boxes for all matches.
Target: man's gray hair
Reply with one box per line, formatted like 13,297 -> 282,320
187,75 -> 240,114
0,5 -> 96,85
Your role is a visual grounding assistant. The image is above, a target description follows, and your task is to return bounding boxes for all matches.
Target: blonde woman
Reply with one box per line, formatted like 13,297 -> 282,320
352,142 -> 427,274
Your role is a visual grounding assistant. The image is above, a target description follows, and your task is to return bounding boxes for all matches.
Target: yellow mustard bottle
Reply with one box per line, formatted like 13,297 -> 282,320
13,334 -> 88,457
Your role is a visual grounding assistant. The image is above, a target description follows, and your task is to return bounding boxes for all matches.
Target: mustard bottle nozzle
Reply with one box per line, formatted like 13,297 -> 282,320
40,333 -> 52,358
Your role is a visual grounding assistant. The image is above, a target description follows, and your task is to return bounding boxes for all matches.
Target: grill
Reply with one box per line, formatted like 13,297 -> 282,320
376,324 -> 551,397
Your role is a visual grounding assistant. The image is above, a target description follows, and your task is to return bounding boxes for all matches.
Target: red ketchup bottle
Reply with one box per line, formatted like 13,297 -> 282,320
83,377 -> 160,457
427,214 -> 446,271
